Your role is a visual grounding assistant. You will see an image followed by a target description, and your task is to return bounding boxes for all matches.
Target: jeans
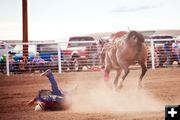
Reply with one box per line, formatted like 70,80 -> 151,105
36,70 -> 64,102
165,51 -> 171,65
46,71 -> 64,96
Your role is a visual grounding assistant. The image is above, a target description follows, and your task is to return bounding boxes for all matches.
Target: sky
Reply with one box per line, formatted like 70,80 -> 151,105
0,0 -> 180,41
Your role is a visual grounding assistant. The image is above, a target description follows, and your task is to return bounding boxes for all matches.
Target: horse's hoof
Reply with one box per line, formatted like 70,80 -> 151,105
117,84 -> 123,90
137,85 -> 142,89
105,81 -> 113,89
114,85 -> 123,92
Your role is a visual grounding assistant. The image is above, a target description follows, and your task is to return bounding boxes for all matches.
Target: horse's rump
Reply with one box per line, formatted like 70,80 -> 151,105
100,31 -> 147,68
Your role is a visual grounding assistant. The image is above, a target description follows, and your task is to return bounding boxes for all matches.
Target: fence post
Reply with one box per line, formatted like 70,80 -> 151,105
5,43 -> 10,76
150,39 -> 155,69
57,43 -> 62,74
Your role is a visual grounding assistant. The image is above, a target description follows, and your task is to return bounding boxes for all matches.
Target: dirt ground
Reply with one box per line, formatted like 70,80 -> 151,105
0,67 -> 180,120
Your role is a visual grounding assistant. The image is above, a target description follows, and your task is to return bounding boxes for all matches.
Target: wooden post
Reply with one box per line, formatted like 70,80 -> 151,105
22,0 -> 28,57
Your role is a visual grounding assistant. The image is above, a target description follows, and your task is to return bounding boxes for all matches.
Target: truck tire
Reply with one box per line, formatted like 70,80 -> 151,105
69,57 -> 83,72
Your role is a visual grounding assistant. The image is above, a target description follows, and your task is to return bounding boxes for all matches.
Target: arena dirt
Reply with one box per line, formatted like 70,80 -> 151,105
0,68 -> 180,120
70,81 -> 164,113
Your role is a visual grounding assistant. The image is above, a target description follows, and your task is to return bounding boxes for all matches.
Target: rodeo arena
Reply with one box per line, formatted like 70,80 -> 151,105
0,29 -> 180,120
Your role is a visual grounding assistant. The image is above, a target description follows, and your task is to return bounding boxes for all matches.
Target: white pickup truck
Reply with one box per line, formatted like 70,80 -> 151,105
0,43 -> 8,56
0,42 -> 14,58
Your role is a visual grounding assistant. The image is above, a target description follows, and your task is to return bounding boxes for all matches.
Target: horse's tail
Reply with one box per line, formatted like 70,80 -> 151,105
135,31 -> 145,60
127,31 -> 144,43
137,32 -> 145,44
125,31 -> 145,60
136,32 -> 145,50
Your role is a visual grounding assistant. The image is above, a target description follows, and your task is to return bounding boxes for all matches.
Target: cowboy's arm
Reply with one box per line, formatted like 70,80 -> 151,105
27,98 -> 36,106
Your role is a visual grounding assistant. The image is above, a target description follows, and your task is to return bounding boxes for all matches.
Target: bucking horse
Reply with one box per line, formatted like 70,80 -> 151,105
98,31 -> 148,89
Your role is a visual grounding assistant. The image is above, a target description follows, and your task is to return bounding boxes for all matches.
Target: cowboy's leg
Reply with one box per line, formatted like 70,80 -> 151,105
176,50 -> 180,61
43,70 -> 64,96
166,51 -> 171,65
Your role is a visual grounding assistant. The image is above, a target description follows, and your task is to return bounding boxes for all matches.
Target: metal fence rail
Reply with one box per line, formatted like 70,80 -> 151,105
146,38 -> 179,69
0,38 -> 179,76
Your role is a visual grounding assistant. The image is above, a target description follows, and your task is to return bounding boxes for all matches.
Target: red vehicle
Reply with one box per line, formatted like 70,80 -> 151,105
62,36 -> 98,71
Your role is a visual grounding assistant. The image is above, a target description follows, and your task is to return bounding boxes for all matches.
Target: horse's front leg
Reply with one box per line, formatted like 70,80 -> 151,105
118,66 -> 130,89
104,68 -> 110,81
104,67 -> 113,88
103,53 -> 113,88
114,69 -> 122,88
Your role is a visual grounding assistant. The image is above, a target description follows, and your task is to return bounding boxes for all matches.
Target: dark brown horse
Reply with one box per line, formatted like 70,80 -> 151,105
98,31 -> 148,89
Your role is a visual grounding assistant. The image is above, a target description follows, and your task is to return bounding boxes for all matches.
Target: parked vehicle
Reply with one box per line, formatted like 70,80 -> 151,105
150,34 -> 174,45
62,36 -> 98,71
0,42 -> 14,56
36,43 -> 68,71
9,44 -> 68,72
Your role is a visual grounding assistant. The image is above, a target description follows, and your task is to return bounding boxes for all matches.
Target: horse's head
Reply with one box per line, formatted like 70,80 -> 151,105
99,47 -> 106,69
98,38 -> 109,48
97,38 -> 109,68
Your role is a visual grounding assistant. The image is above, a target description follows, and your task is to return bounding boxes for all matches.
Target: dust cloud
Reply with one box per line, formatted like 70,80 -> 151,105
70,81 -> 164,113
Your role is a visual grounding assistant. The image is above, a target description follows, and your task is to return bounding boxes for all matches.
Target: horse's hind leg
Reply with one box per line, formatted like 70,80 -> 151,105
138,63 -> 147,88
114,69 -> 122,88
